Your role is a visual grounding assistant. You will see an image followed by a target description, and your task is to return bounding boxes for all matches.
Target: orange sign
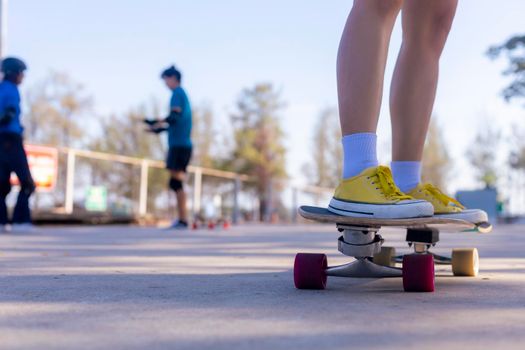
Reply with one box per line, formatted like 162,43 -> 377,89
10,145 -> 58,191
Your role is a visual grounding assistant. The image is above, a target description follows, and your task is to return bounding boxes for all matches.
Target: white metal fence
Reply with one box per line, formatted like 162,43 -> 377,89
28,146 -> 332,223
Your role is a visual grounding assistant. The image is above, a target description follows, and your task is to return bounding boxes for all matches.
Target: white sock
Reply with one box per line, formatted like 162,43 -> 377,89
342,133 -> 378,179
391,161 -> 421,193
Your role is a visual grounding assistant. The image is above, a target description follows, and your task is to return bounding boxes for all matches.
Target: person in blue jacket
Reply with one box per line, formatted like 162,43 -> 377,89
0,57 -> 35,232
145,65 -> 193,230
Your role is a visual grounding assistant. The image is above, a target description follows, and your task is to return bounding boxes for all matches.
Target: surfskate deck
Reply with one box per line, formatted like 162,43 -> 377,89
294,205 -> 492,292
298,205 -> 492,233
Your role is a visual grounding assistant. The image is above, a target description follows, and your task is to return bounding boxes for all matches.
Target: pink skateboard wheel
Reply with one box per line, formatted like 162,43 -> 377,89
403,254 -> 435,292
294,253 -> 327,290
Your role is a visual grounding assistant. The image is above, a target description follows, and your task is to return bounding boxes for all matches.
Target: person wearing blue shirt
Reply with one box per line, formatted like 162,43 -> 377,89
0,57 -> 35,232
146,65 -> 193,230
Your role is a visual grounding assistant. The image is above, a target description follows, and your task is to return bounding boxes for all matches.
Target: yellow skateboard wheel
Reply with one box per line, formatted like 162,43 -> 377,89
373,246 -> 396,267
451,248 -> 479,277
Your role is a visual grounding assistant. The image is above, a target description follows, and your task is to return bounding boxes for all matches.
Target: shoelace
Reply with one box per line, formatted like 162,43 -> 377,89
420,183 -> 465,209
370,166 -> 413,201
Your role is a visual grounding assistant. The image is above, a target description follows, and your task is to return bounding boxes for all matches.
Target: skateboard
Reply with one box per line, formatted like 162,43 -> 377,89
295,205 -> 493,292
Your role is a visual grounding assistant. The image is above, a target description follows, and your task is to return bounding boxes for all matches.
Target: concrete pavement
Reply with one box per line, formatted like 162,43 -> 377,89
0,223 -> 524,349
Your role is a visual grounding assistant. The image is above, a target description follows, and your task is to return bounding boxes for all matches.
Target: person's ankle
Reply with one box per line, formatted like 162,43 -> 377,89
391,161 -> 421,193
342,133 -> 378,179
399,183 -> 418,193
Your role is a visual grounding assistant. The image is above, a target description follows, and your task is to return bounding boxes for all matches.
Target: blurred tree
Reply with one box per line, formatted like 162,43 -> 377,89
23,72 -> 92,207
228,83 -> 287,221
89,107 -> 167,214
422,120 -> 452,190
466,128 -> 500,189
303,107 -> 342,188
24,71 -> 92,147
191,104 -> 219,168
510,126 -> 525,170
508,126 -> 525,214
487,35 -> 525,104
91,108 -> 165,159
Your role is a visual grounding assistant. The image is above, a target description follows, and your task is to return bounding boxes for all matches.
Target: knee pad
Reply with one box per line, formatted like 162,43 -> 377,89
169,178 -> 183,192
20,178 -> 36,196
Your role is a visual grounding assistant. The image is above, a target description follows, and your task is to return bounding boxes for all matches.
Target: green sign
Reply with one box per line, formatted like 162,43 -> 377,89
85,186 -> 107,212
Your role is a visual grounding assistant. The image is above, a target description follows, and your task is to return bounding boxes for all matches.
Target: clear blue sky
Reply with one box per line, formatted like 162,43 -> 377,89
7,0 -> 525,210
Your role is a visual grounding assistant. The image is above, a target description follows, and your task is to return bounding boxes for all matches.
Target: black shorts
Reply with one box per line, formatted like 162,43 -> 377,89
166,146 -> 192,172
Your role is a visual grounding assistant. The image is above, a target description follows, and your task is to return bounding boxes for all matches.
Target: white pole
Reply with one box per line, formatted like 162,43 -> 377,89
0,0 -> 7,57
193,167 -> 202,216
291,187 -> 298,223
232,177 -> 240,224
65,150 -> 76,214
139,160 -> 149,216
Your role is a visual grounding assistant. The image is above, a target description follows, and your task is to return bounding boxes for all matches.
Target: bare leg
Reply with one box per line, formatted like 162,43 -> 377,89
171,170 -> 188,222
390,0 -> 458,161
329,0 -> 436,219
337,0 -> 402,135
176,190 -> 187,221
388,0 -> 486,221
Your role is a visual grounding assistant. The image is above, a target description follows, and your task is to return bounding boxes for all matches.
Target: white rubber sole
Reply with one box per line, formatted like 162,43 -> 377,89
434,209 -> 488,223
328,197 -> 434,219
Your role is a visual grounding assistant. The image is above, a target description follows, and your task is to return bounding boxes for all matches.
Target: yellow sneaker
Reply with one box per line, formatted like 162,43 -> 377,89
407,183 -> 488,223
328,166 -> 434,219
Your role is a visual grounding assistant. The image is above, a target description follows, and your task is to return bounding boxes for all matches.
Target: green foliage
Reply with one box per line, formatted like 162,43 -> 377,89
88,107 -> 167,213
23,72 -> 92,206
466,127 -> 500,189
191,104 -> 220,168
229,83 -> 287,219
91,108 -> 165,159
510,125 -> 525,171
304,107 -> 341,187
487,35 -> 525,103
230,83 -> 287,180
24,71 -> 92,147
422,120 -> 452,191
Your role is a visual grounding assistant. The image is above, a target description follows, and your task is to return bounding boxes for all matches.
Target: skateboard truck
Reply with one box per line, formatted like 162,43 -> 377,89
336,225 -> 383,257
326,224 -> 403,278
395,227 -> 452,265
